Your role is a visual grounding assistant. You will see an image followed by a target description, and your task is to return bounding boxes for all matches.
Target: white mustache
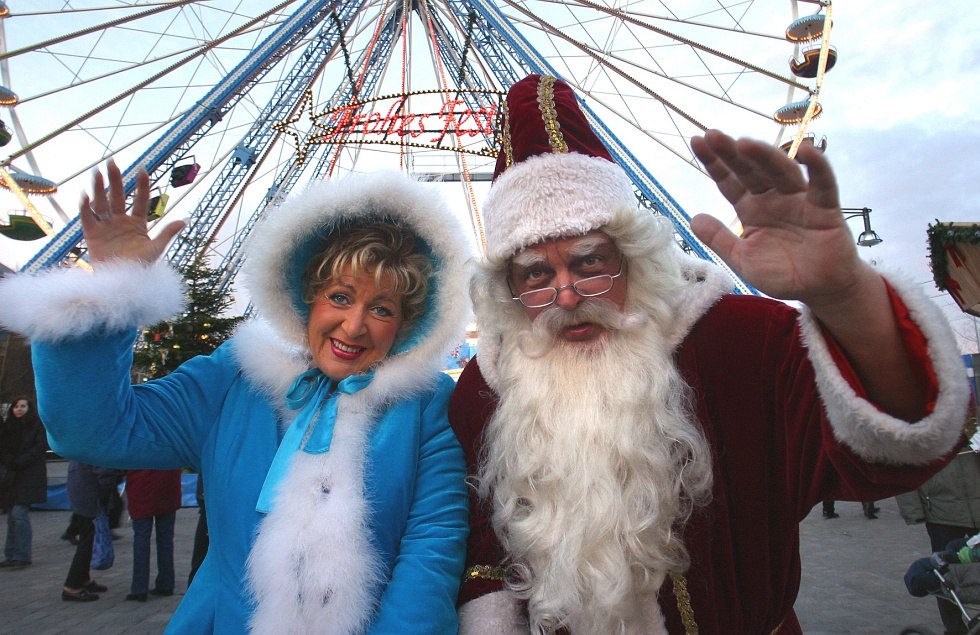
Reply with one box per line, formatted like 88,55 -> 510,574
517,299 -> 647,358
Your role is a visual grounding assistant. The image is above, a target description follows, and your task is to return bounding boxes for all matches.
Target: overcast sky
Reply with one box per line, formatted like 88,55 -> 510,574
2,1 -> 978,349
803,2 -> 980,351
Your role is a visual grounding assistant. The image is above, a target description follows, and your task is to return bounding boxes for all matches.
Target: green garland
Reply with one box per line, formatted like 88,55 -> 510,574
964,411 -> 978,445
927,221 -> 980,291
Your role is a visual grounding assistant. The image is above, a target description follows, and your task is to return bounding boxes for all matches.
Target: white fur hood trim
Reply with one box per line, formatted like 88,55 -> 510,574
0,259 -> 185,341
800,270 -> 969,465
240,170 -> 470,408
229,319 -> 309,425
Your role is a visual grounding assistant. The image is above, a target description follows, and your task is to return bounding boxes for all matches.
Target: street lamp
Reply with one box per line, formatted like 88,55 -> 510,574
841,207 -> 882,247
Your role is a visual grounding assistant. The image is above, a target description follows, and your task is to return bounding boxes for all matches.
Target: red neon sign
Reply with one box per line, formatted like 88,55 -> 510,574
274,90 -> 503,164
312,96 -> 498,144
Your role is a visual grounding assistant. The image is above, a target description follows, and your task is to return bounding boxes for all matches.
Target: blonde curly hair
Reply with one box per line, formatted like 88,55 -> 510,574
302,221 -> 432,329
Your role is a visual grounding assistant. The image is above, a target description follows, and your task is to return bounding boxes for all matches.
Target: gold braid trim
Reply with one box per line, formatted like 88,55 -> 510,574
670,573 -> 699,635
535,75 -> 568,155
671,573 -> 783,635
462,567 -> 784,635
500,97 -> 513,170
464,564 -> 507,581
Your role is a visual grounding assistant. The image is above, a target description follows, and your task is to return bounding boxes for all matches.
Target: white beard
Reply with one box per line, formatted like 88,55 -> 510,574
478,299 -> 713,635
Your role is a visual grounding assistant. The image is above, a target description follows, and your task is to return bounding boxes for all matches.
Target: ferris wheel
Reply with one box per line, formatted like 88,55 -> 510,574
0,0 -> 835,297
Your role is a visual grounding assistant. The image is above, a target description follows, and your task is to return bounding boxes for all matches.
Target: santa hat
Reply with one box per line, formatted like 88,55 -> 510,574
483,74 -> 637,263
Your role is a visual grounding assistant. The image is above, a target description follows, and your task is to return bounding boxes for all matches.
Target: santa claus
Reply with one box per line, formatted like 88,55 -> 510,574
451,74 -> 970,634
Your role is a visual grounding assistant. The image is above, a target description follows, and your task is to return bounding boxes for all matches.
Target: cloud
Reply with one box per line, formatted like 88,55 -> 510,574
825,3 -> 980,129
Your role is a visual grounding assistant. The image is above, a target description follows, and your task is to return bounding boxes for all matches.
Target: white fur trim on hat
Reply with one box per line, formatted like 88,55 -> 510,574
800,270 -> 969,465
0,259 -> 185,342
483,152 -> 636,263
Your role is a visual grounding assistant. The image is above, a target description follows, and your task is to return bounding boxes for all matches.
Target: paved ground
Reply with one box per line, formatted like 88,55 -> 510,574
0,498 -> 957,634
0,507 -> 197,635
796,499 -> 948,635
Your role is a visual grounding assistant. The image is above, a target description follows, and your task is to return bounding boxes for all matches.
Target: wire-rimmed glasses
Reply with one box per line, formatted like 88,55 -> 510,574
511,259 -> 624,308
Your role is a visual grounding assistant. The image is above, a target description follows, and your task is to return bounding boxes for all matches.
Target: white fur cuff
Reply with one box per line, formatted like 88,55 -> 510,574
458,591 -> 529,635
800,272 -> 969,465
0,259 -> 185,342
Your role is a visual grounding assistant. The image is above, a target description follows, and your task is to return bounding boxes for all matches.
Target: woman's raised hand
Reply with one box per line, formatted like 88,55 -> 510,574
78,160 -> 185,264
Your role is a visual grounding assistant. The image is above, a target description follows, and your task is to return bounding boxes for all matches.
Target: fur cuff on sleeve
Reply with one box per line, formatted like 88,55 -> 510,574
0,259 -> 185,342
458,590 -> 529,635
799,272 -> 969,466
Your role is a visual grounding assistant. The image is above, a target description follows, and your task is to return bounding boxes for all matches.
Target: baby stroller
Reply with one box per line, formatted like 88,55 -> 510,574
901,539 -> 980,635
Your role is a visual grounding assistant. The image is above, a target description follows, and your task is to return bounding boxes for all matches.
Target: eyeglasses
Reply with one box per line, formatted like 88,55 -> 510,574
511,258 -> 624,308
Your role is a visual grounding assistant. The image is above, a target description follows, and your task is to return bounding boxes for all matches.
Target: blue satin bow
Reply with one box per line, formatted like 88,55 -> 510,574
255,368 -> 374,513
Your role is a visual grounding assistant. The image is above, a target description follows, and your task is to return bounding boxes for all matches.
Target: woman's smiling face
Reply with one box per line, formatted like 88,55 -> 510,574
306,266 -> 404,382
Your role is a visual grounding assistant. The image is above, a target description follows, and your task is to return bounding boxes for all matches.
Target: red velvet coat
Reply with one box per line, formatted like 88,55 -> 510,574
125,469 -> 182,521
450,293 -> 957,634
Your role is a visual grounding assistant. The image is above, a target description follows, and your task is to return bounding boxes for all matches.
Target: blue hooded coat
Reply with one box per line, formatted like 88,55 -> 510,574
0,172 -> 471,634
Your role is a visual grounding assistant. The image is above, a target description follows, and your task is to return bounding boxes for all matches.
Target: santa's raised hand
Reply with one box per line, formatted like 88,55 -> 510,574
691,129 -> 924,421
689,129 -> 873,310
78,160 -> 185,264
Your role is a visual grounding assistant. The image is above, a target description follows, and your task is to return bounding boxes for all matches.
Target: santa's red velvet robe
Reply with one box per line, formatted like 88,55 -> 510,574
451,287 -> 965,634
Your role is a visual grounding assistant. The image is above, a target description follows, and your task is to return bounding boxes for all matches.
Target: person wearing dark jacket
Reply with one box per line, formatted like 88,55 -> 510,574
0,395 -> 47,569
125,468 -> 182,601
897,451 -> 980,634
62,461 -> 116,601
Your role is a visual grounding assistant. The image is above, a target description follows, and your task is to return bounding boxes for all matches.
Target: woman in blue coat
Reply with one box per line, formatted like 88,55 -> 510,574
0,163 -> 471,633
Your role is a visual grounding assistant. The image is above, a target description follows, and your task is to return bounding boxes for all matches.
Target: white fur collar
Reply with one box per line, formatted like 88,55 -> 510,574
229,319 -> 309,427
246,388 -> 382,634
663,255 -> 736,350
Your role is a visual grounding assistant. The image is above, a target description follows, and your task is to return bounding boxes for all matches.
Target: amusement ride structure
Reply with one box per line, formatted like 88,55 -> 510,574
0,0 -> 836,299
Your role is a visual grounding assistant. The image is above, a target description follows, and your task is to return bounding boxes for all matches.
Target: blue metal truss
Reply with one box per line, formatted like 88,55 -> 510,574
166,0 -> 371,268
21,0 -> 752,296
22,0 -> 340,273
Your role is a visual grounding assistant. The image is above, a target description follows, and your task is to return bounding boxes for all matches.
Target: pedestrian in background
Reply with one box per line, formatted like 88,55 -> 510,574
897,450 -> 980,635
822,500 -> 839,519
62,461 -> 114,601
125,468 -> 182,602
188,473 -> 207,586
0,396 -> 47,569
